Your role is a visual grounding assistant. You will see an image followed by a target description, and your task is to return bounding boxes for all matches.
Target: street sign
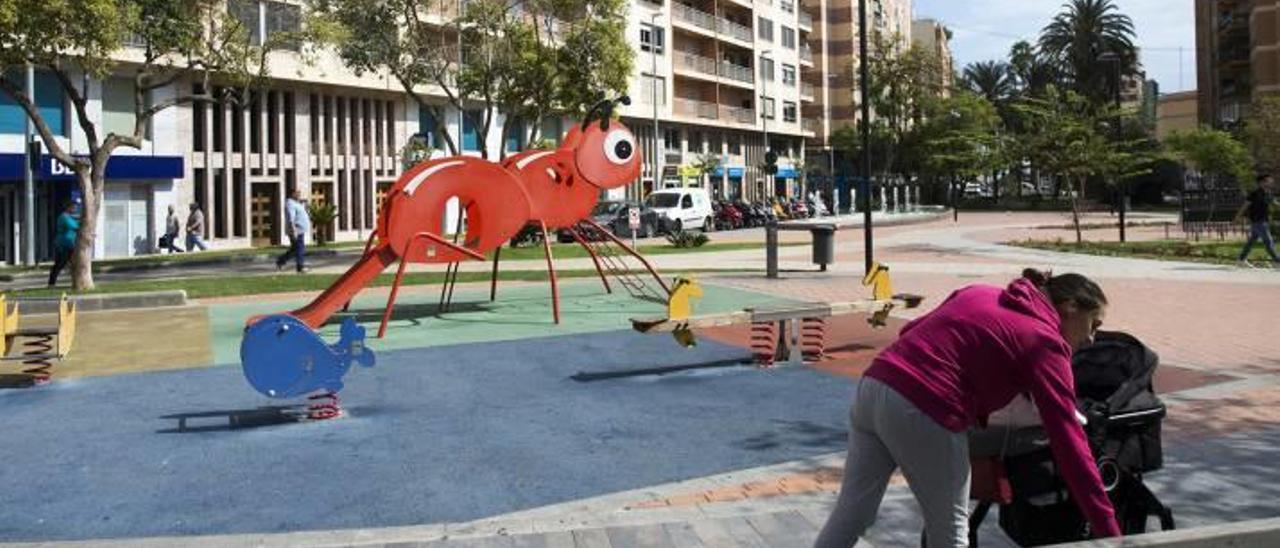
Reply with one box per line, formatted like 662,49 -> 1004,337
628,206 -> 640,230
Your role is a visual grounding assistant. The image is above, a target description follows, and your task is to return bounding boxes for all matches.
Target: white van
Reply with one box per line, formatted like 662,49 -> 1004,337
643,188 -> 714,232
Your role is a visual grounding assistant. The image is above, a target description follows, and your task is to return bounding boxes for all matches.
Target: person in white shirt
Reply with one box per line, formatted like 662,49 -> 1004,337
276,189 -> 312,273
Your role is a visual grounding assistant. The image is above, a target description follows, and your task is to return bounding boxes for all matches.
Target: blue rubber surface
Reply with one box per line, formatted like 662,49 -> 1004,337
0,330 -> 854,542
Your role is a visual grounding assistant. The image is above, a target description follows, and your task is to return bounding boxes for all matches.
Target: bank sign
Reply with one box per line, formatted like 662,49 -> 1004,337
0,153 -> 184,181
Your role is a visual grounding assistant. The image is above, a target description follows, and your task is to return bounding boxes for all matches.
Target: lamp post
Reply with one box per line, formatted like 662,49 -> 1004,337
1099,51 -> 1126,243
650,12 -> 663,195
858,0 -> 873,274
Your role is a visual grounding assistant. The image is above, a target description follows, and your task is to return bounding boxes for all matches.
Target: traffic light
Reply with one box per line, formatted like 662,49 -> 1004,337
763,150 -> 778,175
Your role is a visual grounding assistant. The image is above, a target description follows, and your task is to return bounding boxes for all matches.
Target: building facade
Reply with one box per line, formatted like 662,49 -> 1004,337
911,18 -> 954,95
1156,90 -> 1201,141
619,0 -> 819,203
2,0 -> 942,264
1196,0 -> 1280,126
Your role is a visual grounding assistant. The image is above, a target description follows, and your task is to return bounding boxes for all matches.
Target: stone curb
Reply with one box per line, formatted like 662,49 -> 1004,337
0,249 -> 344,281
12,290 -> 188,313
1050,517 -> 1280,547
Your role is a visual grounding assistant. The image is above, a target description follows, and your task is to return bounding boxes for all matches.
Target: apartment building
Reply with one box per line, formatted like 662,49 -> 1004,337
1196,0 -> 1280,126
815,0 -> 913,136
619,0 -> 820,202
911,18 -> 954,95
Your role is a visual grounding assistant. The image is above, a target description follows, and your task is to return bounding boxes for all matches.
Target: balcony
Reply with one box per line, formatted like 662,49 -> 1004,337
717,17 -> 754,43
674,97 -> 720,120
723,104 -> 756,125
675,50 -> 719,79
798,10 -> 813,30
803,118 -> 820,135
719,60 -> 754,85
801,81 -> 815,100
674,3 -> 717,34
799,45 -> 814,64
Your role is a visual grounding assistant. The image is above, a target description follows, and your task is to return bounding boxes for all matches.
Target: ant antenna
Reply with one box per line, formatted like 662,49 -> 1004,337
582,95 -> 632,131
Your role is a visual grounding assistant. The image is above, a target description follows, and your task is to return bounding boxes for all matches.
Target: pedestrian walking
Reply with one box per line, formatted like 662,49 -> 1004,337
47,201 -> 80,287
162,204 -> 183,254
1236,174 -> 1279,268
185,203 -> 208,252
814,269 -> 1121,548
276,189 -> 311,273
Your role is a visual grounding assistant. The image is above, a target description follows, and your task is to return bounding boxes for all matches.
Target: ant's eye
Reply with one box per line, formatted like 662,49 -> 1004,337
603,130 -> 635,165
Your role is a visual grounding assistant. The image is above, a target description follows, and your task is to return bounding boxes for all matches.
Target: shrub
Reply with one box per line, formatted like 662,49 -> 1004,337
666,230 -> 709,248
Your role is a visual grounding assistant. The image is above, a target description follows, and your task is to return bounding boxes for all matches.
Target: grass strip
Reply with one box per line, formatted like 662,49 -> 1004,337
1009,238 -> 1275,265
13,268 -> 756,300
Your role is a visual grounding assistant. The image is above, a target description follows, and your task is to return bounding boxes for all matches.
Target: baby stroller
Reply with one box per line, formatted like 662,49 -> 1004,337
949,331 -> 1176,546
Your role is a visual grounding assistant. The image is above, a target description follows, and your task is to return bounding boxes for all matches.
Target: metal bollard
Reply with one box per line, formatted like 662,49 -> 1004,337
766,222 -> 779,279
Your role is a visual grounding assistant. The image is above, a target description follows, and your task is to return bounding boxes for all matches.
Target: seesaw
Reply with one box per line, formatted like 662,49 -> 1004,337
631,263 -> 923,368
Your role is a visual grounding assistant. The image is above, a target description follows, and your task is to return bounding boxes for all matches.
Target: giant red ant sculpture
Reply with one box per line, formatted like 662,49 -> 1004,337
271,96 -> 669,338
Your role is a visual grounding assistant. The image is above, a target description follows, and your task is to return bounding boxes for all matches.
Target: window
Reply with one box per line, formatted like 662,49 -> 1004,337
762,97 -> 776,120
782,64 -> 796,86
193,85 -> 206,151
760,56 -> 775,82
783,101 -> 797,123
0,70 -> 66,136
781,0 -> 795,13
463,109 -> 482,151
266,1 -> 302,50
102,78 -> 135,137
228,0 -> 261,45
728,135 -> 742,155
418,106 -> 440,148
249,92 -> 262,153
782,27 -> 796,49
638,74 -> 666,106
283,92 -> 294,153
681,195 -> 693,208
541,116 -> 563,144
757,17 -> 773,41
663,128 -> 680,152
688,130 -> 703,153
267,91 -> 279,153
212,89 -> 225,152
505,118 -> 525,153
640,23 -> 665,55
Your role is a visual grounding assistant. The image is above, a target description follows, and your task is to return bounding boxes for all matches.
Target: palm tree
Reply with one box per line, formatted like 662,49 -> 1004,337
962,61 -> 1014,106
1008,40 -> 1060,97
1039,0 -> 1138,106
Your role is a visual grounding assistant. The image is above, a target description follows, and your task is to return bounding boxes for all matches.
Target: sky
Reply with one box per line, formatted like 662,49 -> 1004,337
912,0 -> 1196,94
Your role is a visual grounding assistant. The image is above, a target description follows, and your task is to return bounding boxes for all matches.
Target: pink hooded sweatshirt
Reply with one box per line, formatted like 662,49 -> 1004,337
864,278 -> 1122,538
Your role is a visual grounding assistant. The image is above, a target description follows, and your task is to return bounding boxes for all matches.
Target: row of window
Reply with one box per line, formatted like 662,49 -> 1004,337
663,127 -> 800,158
417,108 -> 566,154
191,85 -> 298,156
758,18 -> 798,50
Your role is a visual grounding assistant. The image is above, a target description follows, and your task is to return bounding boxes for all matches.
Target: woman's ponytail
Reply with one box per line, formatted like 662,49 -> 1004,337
1022,269 -> 1108,312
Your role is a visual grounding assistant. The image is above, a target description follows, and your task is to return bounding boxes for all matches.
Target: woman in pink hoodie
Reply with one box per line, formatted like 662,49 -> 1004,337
814,269 -> 1121,547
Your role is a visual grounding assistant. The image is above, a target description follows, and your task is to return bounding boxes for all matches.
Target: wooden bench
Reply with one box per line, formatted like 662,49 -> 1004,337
1,294 -> 78,384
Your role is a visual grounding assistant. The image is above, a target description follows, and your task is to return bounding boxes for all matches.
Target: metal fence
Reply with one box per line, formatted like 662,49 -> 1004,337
1181,189 -> 1246,240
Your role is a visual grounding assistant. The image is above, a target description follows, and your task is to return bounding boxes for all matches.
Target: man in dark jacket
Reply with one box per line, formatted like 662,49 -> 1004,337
1237,174 -> 1278,268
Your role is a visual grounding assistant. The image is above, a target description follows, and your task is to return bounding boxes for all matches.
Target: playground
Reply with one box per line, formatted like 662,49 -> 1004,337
0,278 -> 904,542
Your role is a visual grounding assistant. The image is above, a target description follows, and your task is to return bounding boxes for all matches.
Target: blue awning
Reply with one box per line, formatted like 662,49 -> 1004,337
0,153 -> 184,181
776,167 -> 798,179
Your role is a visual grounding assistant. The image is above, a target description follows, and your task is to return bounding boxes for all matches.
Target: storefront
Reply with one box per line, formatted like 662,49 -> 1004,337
0,153 -> 183,263
712,165 -> 745,200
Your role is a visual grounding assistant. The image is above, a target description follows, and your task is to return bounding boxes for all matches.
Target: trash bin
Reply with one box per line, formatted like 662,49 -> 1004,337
811,225 -> 835,270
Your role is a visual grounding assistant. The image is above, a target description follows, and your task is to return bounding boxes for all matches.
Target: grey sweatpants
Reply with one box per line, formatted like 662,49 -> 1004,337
814,377 -> 972,548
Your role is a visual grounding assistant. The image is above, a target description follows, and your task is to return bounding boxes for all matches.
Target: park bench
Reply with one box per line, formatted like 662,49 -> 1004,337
1,294 -> 78,385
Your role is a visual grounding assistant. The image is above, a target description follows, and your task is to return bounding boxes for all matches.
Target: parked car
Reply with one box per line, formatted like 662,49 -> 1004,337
556,200 -> 667,242
644,188 -> 715,232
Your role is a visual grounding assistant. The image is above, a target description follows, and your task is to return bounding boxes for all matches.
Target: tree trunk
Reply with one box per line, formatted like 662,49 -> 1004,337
1071,176 -> 1084,245
71,169 -> 100,291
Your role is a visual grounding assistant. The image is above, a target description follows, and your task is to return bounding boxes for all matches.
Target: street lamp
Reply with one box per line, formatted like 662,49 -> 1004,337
760,49 -> 773,200
1099,51 -> 1127,242
858,0 -> 873,274
650,12 -> 663,195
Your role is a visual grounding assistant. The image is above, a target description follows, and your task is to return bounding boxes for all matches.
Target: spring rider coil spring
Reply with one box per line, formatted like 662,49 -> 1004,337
750,321 -> 779,368
21,334 -> 55,384
799,317 -> 828,362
